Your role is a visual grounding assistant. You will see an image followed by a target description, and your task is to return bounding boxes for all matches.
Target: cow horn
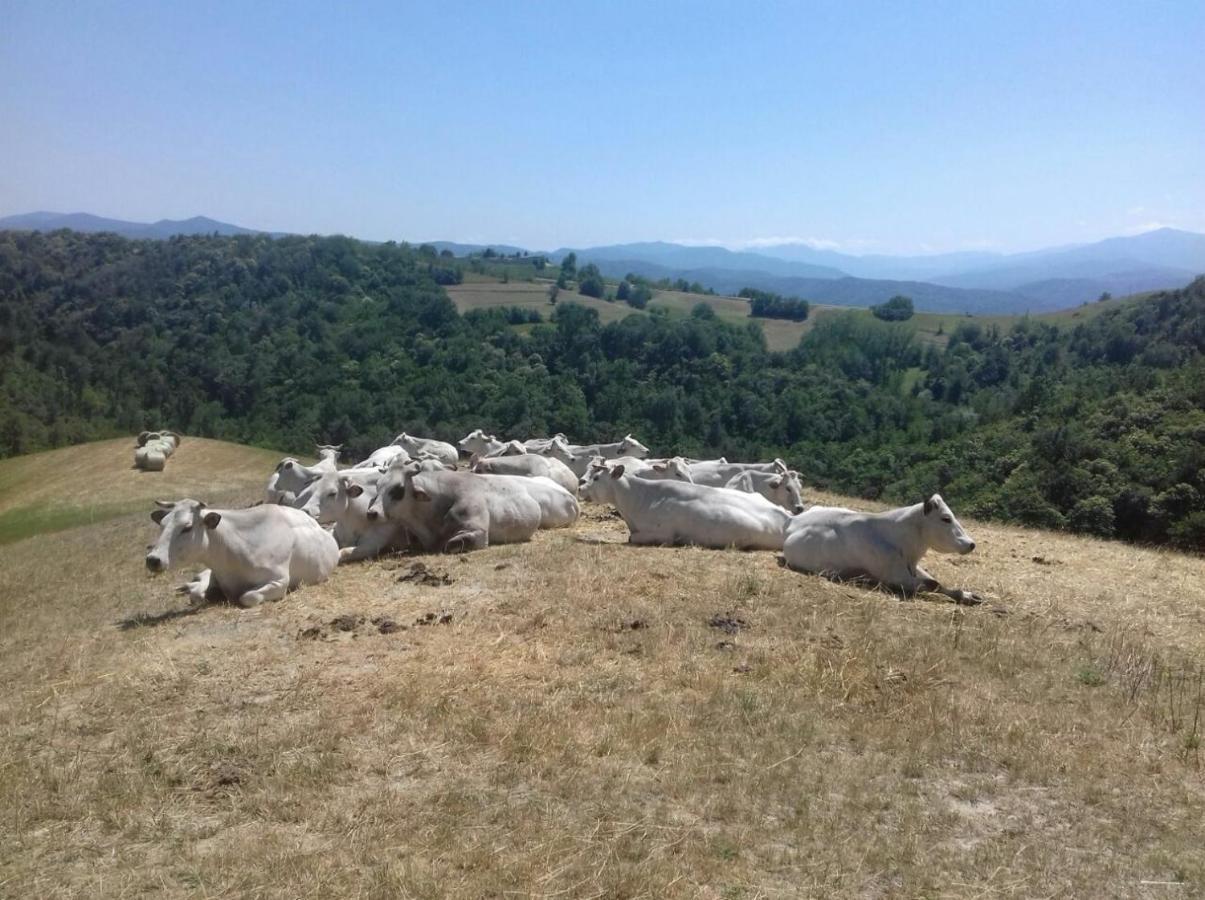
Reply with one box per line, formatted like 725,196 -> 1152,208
153,499 -> 175,508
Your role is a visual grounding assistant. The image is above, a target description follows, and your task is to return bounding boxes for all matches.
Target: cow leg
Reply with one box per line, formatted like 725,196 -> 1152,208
913,565 -> 985,605
443,529 -> 487,553
176,569 -> 216,605
236,579 -> 287,608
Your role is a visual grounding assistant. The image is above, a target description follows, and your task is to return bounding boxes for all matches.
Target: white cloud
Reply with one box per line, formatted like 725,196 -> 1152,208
671,235 -> 882,253
1125,220 -> 1175,235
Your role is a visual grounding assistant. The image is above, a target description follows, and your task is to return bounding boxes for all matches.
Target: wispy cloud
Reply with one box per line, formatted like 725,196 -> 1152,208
671,235 -> 882,253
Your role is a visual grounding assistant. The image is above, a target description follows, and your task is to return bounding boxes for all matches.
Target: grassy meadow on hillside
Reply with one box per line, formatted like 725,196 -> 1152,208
0,437 -> 288,545
446,274 -> 1164,353
1,438 -> 1204,897
448,277 -> 844,352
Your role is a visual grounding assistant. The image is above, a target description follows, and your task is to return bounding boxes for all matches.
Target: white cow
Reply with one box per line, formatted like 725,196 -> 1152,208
314,444 -> 342,465
265,459 -> 326,505
545,435 -> 652,477
394,432 -> 459,467
485,440 -> 528,458
470,452 -> 580,496
725,469 -> 807,514
578,457 -> 692,501
782,494 -> 983,603
147,499 -> 339,607
458,429 -> 505,457
359,444 -> 410,468
686,458 -> 788,487
300,469 -> 407,562
523,433 -> 567,453
587,464 -> 790,549
470,473 -> 578,528
369,465 -> 541,553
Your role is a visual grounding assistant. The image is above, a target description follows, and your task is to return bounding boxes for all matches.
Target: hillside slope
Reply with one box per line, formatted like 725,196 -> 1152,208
1,458 -> 1203,897
0,437 -> 287,544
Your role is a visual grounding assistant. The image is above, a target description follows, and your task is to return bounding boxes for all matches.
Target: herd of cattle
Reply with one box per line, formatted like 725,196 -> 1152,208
145,431 -> 985,609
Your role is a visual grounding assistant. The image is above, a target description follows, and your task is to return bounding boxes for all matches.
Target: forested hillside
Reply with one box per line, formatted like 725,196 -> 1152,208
1,230 -> 1202,548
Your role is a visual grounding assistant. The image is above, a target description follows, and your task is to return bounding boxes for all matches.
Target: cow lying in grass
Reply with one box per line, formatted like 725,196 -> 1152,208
783,494 -> 985,604
587,463 -> 791,550
147,499 -> 339,607
369,464 -> 543,553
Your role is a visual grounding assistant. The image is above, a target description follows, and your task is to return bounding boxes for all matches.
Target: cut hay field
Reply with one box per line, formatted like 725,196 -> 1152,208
2,438 -> 1204,897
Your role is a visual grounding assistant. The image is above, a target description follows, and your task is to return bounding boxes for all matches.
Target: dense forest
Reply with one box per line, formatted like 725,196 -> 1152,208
1,230 -> 1202,548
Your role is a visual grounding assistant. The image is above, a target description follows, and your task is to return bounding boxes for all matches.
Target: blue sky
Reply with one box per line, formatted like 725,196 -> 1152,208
2,0 -> 1202,254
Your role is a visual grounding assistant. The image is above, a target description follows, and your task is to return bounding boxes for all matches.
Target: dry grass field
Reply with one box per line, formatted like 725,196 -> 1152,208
2,439 -> 1204,898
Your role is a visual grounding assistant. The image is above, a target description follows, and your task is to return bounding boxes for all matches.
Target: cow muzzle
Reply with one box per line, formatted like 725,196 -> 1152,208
366,509 -> 380,522
145,555 -> 165,573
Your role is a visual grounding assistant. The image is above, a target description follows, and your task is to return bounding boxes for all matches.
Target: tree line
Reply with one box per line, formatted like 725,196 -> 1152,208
0,229 -> 1201,549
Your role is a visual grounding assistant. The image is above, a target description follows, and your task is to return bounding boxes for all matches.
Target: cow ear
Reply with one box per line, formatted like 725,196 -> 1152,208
203,511 -> 222,529
412,487 -> 432,502
283,460 -> 294,470
346,483 -> 364,498
770,476 -> 783,487
151,509 -> 168,524
653,464 -> 666,472
923,497 -> 934,515
611,464 -> 626,480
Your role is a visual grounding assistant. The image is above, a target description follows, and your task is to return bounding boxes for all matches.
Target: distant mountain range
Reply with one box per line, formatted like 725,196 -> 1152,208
0,211 -> 270,239
3,211 -> 1202,314
554,228 -> 1205,314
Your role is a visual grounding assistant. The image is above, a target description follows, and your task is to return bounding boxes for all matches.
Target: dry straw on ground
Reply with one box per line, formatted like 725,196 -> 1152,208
1,440 -> 1203,898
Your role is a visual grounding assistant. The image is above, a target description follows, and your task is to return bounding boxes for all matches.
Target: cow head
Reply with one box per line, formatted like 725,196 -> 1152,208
146,500 -> 220,573
579,460 -> 615,503
301,472 -> 367,523
770,471 -> 806,514
457,429 -> 495,455
369,462 -> 424,521
620,434 -> 650,458
542,436 -> 575,464
920,494 -> 976,554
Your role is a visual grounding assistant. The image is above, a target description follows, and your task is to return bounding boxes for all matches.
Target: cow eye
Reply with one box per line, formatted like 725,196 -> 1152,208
181,525 -> 193,533
328,491 -> 337,497
941,516 -> 952,524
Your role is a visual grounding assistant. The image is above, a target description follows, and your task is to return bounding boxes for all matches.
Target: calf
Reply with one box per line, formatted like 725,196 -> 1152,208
782,494 -> 983,603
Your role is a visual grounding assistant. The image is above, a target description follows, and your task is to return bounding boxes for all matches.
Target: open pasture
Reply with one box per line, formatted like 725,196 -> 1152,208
1,439 -> 1203,897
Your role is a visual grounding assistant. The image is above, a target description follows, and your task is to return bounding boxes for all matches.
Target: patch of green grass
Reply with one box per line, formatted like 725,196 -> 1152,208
0,502 -> 140,546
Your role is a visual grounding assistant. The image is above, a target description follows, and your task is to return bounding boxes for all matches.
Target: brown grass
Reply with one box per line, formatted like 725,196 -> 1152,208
2,453 -> 1204,897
